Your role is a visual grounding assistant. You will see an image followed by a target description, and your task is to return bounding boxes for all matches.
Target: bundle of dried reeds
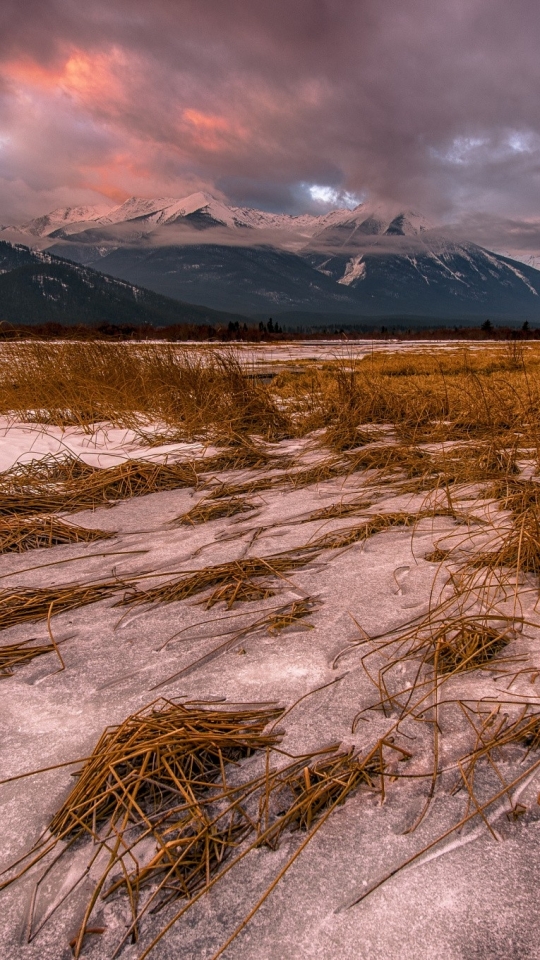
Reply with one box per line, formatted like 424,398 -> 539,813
120,553 -> 314,610
0,581 -> 120,632
431,619 -> 513,674
174,495 -> 255,526
303,497 -> 373,523
263,747 -> 386,843
0,342 -> 292,441
0,457 -> 199,515
309,509 -> 453,552
0,515 -> 111,553
0,637 -> 60,676
1,702 -> 285,952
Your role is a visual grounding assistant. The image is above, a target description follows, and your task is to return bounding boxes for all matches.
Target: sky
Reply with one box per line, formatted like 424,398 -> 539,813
2,0 -> 540,255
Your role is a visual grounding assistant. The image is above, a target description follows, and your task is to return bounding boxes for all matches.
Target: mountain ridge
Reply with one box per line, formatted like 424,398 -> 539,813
3,194 -> 540,324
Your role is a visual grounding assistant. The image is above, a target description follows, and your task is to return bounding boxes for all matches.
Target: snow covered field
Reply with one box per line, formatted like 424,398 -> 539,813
1,346 -> 540,960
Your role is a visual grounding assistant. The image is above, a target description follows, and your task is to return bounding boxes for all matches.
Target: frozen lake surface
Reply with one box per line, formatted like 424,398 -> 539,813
1,394 -> 539,960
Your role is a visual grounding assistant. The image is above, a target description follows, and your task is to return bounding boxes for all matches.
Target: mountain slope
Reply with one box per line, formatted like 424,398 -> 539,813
75,243 -> 360,315
0,242 -> 249,327
304,239 -> 540,319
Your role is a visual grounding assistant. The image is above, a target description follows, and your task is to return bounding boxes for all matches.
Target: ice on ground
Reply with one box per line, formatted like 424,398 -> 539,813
0,418 -> 209,472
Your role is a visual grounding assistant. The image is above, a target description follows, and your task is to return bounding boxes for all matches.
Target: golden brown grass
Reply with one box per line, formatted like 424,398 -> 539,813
120,553 -> 314,610
0,456 -> 199,515
0,637 -> 62,676
0,515 -> 112,552
4,342 -> 540,955
0,342 -> 290,440
174,495 -> 255,526
0,581 -> 120,632
2,342 -> 540,452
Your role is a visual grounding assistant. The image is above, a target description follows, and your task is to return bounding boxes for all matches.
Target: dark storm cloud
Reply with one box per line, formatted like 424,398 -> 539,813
2,0 -> 540,251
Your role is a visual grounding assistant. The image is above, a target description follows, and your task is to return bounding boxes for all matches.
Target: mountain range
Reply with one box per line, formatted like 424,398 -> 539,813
0,240 -> 248,329
3,193 -> 540,326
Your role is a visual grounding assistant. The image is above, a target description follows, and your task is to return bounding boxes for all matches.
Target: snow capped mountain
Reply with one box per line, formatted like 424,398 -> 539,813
18,204 -> 113,237
6,192 -> 362,241
6,192 -> 540,324
309,203 -> 433,249
98,196 -> 180,225
5,192 -> 435,248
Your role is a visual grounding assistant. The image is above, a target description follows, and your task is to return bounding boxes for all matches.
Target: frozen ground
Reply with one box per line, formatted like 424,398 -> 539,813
1,419 -> 540,959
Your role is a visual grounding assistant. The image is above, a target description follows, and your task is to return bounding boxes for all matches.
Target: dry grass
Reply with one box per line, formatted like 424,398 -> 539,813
430,618 -> 513,674
309,508 -> 456,552
0,343 -> 290,441
4,343 -> 540,954
0,637 -> 62,676
302,496 -> 373,523
207,457 -> 354,501
467,479 -> 540,580
120,553 -> 314,610
0,581 -> 120,632
0,515 -> 112,552
173,496 -> 255,526
0,456 -> 199,515
2,342 -> 540,451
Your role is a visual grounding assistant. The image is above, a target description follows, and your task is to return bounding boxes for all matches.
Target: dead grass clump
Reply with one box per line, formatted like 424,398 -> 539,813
120,553 -> 313,609
201,447 -> 270,473
494,479 -> 540,514
207,475 -> 278,500
469,484 -> 540,580
174,496 -> 255,526
433,441 -> 520,486
286,458 -> 350,489
0,516 -> 112,553
309,510 -> 437,551
303,496 -> 373,523
275,748 -> 384,833
0,581 -> 120,632
50,701 -> 283,841
2,454 -> 96,487
0,637 -> 60,676
0,343 -> 292,441
206,457 -> 347,500
59,459 -> 200,507
471,530 -> 540,579
264,597 -> 317,632
348,444 -> 434,480
0,458 -> 199,515
39,702 -> 282,953
517,715 -> 540,752
260,748 -> 386,849
204,578 -> 276,609
424,548 -> 451,563
431,619 -> 512,674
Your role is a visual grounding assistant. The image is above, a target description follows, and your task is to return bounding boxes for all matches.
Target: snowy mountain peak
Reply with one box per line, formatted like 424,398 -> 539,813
385,211 -> 432,236
8,192 -> 438,245
19,204 -> 112,237
99,196 -> 180,225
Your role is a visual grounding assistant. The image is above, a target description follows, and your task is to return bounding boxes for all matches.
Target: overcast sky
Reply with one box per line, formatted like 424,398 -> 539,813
2,0 -> 540,254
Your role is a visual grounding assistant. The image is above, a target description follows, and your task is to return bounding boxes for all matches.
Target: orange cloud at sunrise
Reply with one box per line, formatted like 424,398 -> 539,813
182,109 -> 248,153
3,47 -> 126,110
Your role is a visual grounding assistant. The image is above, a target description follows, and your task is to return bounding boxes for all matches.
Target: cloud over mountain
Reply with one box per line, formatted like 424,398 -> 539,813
2,0 -> 540,255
